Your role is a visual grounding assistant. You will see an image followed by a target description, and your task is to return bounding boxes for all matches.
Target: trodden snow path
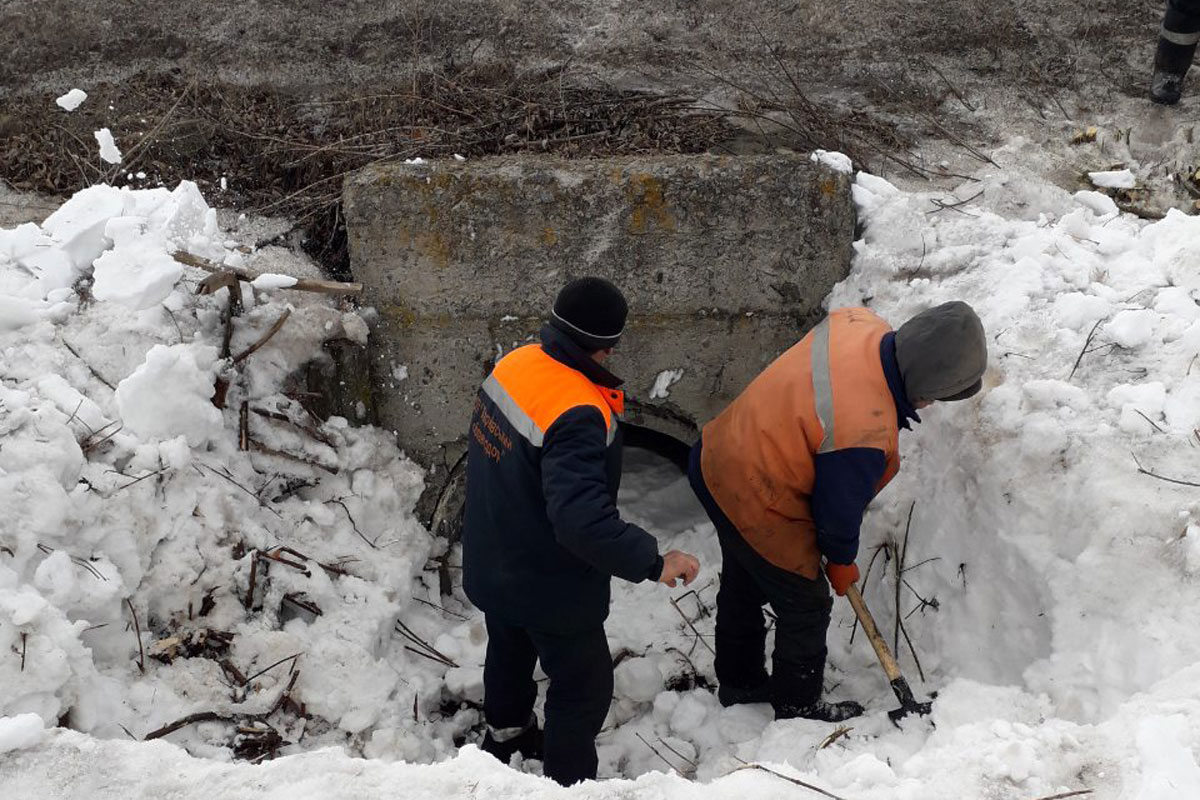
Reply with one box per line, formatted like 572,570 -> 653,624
6,146 -> 1200,798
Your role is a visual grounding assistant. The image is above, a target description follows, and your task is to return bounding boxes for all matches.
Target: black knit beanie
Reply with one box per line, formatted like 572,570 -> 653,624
894,301 -> 988,403
549,277 -> 628,351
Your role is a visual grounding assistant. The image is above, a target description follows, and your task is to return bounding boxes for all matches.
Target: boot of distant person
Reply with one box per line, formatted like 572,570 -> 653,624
1151,0 -> 1200,105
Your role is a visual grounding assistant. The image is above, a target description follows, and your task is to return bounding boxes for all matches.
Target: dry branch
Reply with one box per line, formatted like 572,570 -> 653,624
233,309 -> 291,364
62,339 -> 117,390
174,252 -> 363,296
1131,453 -> 1200,488
733,763 -> 850,800
125,598 -> 146,674
669,596 -> 715,655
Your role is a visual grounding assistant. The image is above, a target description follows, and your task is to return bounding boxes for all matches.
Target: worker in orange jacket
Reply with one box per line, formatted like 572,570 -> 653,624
688,302 -> 987,721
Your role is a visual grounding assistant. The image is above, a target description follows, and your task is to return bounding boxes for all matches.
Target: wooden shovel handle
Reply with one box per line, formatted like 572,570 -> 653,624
844,583 -> 903,683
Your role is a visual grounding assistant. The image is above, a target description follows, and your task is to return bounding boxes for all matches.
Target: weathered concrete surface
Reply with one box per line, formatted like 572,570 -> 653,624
344,154 -> 855,487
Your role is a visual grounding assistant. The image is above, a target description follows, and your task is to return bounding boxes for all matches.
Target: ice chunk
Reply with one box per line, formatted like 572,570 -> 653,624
115,344 -> 223,446
0,714 -> 45,754
54,89 -> 88,112
1088,169 -> 1135,189
1073,190 -> 1119,217
251,273 -> 298,290
94,128 -> 122,165
92,240 -> 184,309
41,185 -> 126,270
1107,309 -> 1157,348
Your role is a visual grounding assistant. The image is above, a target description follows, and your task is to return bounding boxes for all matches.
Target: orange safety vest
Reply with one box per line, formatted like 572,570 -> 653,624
700,308 -> 901,578
482,344 -> 625,452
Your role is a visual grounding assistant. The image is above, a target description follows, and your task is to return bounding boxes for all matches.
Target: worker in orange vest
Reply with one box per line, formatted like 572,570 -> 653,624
688,302 -> 987,721
463,277 -> 701,785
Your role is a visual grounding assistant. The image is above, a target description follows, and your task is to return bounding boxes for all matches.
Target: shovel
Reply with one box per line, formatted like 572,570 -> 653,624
844,583 -> 933,724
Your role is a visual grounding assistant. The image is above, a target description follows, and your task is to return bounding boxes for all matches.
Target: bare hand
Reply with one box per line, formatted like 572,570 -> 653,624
658,550 -> 700,588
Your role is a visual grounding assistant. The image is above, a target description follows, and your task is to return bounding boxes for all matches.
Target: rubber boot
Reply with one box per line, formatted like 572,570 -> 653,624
775,699 -> 865,723
1151,37 -> 1198,105
717,681 -> 771,707
480,720 -> 544,765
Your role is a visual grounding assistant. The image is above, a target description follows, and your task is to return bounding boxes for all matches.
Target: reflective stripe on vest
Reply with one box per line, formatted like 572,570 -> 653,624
810,319 -> 836,454
485,345 -> 620,448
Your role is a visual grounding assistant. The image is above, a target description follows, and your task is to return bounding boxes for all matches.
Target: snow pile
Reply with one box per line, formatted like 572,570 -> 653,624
0,182 -> 442,761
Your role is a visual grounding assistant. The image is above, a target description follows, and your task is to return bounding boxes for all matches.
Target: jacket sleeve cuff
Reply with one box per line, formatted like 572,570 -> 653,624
647,555 -> 665,582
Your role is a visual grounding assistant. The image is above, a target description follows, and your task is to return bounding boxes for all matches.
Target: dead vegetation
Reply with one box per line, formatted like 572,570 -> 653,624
0,67 -> 737,279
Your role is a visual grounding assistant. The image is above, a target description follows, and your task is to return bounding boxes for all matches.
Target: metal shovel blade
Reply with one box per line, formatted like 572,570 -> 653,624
886,677 -> 933,724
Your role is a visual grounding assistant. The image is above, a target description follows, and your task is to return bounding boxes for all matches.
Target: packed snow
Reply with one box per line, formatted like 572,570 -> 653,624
5,146 -> 1200,799
54,89 -> 88,112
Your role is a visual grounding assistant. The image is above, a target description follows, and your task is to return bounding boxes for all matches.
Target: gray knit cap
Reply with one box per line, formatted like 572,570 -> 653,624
894,301 -> 987,403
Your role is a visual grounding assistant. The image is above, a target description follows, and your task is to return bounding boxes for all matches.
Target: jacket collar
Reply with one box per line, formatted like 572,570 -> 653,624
880,332 -> 921,431
540,323 -> 624,390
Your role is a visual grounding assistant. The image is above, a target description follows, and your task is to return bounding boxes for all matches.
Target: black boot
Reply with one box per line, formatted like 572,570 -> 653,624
717,681 -> 771,707
1151,37 -> 1198,105
775,699 -> 865,723
480,721 -> 544,765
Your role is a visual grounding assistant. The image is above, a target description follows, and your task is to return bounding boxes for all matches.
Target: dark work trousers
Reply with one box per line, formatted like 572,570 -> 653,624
688,441 -> 834,712
1165,0 -> 1200,36
482,615 -> 614,786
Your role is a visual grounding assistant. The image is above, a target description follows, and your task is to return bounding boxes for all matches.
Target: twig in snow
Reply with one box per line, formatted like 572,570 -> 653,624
125,598 -> 146,674
62,339 -> 116,390
394,619 -> 459,668
203,463 -> 282,517
329,498 -> 380,549
20,632 -> 27,671
36,543 -> 107,581
669,595 -> 715,655
174,251 -> 363,295
115,466 -> 169,492
1133,409 -> 1165,434
894,503 -> 916,656
635,732 -> 682,775
1026,790 -> 1093,800
849,542 -> 891,646
244,552 -> 259,610
900,556 -> 942,574
144,711 -> 227,741
243,652 -> 303,686
251,406 -> 335,447
657,737 -> 698,771
233,309 -> 291,364
927,190 -> 984,215
249,437 -> 339,474
1068,319 -> 1104,381
411,596 -> 469,620
1131,453 -> 1200,488
81,420 -> 123,453
918,57 -> 975,111
732,762 -> 850,800
818,725 -> 852,750
239,401 -> 250,451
